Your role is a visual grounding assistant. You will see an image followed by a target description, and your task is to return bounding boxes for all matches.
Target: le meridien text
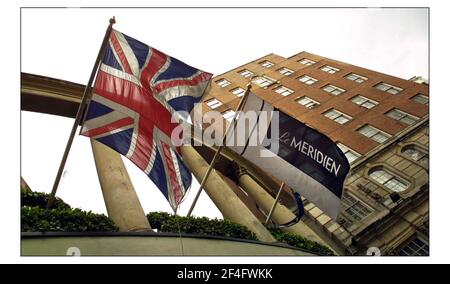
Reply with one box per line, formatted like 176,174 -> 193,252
283,132 -> 342,177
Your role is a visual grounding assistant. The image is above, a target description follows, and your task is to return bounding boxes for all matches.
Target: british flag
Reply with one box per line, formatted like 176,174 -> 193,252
81,29 -> 212,210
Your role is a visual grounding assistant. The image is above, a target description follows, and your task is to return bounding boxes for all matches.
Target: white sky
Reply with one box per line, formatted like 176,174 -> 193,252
21,8 -> 428,219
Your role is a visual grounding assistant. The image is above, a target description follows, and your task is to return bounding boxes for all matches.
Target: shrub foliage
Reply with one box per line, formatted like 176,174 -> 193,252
21,190 -> 117,232
21,189 -> 71,210
20,189 -> 334,255
21,206 -> 118,232
147,212 -> 335,255
147,211 -> 258,241
269,228 -> 335,256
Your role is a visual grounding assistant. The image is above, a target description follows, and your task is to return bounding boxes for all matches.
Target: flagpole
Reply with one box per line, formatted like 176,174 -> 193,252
186,78 -> 255,217
264,182 -> 285,225
46,17 -> 116,209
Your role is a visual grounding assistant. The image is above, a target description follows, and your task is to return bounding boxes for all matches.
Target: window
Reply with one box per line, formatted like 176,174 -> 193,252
386,108 -> 420,125
398,237 -> 429,256
205,98 -> 222,109
274,85 -> 294,97
252,76 -> 276,88
222,109 -> 236,122
230,87 -> 245,97
369,168 -> 409,192
298,58 -> 316,66
323,109 -> 352,124
238,69 -> 254,78
322,84 -> 346,96
320,65 -> 340,74
216,78 -> 231,88
358,125 -> 392,143
260,60 -> 274,68
342,192 -> 373,221
297,96 -> 320,109
346,73 -> 368,83
411,93 -> 429,105
298,75 -> 318,85
375,82 -> 403,94
337,143 -> 361,164
278,67 -> 294,76
402,145 -> 429,168
351,95 -> 378,109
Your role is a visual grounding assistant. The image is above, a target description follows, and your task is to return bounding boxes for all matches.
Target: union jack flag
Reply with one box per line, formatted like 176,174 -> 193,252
81,29 -> 212,210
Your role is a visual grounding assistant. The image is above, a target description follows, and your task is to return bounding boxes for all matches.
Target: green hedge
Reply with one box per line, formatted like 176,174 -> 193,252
21,190 -> 117,232
21,189 -> 71,210
147,212 -> 335,256
269,228 -> 335,256
147,211 -> 258,241
21,206 -> 118,232
20,190 -> 334,255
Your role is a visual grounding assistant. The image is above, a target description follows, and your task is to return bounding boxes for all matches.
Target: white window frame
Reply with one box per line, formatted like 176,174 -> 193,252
386,108 -> 420,125
341,192 -> 373,221
401,145 -> 428,168
398,236 -> 429,256
323,109 -> 352,125
222,109 -> 236,122
337,143 -> 361,164
358,124 -> 392,143
274,85 -> 294,97
369,168 -> 410,192
252,76 -> 276,88
205,98 -> 223,109
411,93 -> 429,105
296,96 -> 320,109
298,58 -> 316,66
278,67 -> 294,76
230,87 -> 245,97
320,65 -> 340,74
216,78 -> 231,88
260,60 -> 274,68
238,69 -> 254,78
322,84 -> 346,95
345,73 -> 368,83
298,75 -> 318,85
351,95 -> 378,109
375,82 -> 403,95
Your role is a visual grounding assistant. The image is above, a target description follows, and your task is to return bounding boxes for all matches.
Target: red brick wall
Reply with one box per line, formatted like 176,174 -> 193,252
203,51 -> 429,155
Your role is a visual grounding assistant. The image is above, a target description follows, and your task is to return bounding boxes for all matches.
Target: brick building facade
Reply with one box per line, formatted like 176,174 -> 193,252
201,52 -> 429,255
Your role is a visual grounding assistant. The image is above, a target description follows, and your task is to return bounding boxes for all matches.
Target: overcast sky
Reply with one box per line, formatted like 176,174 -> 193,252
21,8 -> 428,219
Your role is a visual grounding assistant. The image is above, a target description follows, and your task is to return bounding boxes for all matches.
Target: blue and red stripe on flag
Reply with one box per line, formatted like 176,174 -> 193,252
81,29 -> 212,210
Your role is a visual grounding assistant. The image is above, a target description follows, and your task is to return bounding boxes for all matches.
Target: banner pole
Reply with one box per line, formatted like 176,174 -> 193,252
186,79 -> 255,217
46,17 -> 116,209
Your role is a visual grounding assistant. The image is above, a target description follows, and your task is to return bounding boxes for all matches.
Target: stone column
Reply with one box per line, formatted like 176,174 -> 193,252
91,139 -> 151,232
181,145 -> 276,243
238,170 -> 332,249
